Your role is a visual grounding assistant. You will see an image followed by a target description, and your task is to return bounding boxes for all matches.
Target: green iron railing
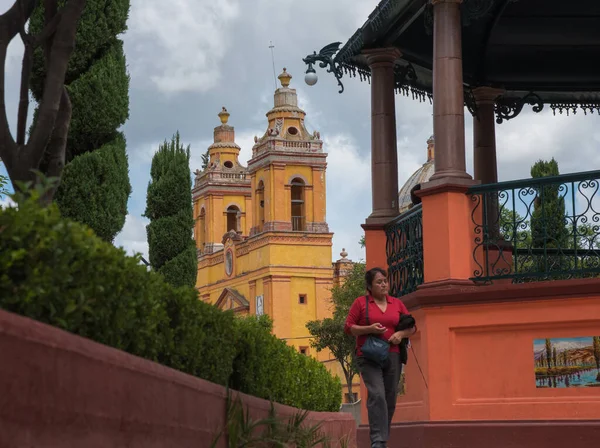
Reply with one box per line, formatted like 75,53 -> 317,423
468,170 -> 600,283
385,204 -> 424,297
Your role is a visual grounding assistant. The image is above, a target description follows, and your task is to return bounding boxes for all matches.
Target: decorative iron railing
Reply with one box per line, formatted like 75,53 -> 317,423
468,170 -> 600,283
385,204 -> 424,297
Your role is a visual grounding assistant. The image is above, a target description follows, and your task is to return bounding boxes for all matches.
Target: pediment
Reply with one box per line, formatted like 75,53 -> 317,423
215,288 -> 250,314
222,230 -> 243,245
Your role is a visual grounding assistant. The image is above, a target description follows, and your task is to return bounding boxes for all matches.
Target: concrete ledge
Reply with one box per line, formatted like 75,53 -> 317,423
0,309 -> 355,447
358,420 -> 600,448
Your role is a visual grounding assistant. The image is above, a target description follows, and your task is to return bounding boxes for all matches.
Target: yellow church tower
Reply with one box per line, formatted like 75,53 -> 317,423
193,107 -> 251,260
193,68 -> 333,348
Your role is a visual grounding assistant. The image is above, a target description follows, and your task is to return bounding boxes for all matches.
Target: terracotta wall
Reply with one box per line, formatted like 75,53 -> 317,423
0,309 -> 356,448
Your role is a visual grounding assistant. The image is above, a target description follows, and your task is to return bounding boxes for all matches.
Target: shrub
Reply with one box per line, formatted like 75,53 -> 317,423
231,316 -> 342,412
0,196 -> 234,385
0,197 -> 341,410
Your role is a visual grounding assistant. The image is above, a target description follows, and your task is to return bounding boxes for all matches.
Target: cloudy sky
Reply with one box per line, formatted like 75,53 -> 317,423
2,0 -> 600,262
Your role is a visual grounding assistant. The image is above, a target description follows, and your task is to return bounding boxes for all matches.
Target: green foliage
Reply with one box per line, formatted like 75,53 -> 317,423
306,262 -> 365,400
55,134 -> 131,242
211,392 -> 336,448
499,207 -> 531,248
28,0 -> 131,240
145,132 -> 197,288
359,235 -> 365,248
0,171 -> 9,198
0,197 -> 342,410
331,262 -> 366,320
530,158 -> 568,248
201,148 -> 210,170
231,316 -> 342,412
29,0 -> 131,99
64,39 -> 130,158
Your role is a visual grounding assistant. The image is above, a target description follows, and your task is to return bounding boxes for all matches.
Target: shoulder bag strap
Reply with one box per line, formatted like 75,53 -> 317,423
365,295 -> 370,325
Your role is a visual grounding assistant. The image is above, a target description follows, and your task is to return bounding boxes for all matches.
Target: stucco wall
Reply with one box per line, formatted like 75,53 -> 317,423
0,309 -> 356,448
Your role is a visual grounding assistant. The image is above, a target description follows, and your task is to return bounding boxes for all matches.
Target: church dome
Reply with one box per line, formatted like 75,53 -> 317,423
398,135 -> 435,213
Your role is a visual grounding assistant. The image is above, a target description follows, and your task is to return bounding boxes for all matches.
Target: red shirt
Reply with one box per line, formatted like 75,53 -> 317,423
344,295 -> 409,356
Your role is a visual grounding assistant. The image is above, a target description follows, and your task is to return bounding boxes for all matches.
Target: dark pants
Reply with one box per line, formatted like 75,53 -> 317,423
358,352 -> 402,446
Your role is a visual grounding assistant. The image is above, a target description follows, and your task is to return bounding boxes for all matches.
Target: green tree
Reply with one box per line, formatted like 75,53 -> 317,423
145,132 -> 197,288
499,207 -> 531,248
201,148 -> 210,170
552,347 -> 558,368
359,235 -> 365,248
530,159 -> 568,249
306,262 -> 365,401
28,0 -> 132,241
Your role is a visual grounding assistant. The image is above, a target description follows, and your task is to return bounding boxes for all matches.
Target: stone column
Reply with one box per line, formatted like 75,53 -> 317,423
473,87 -> 502,184
363,48 -> 402,224
430,0 -> 471,182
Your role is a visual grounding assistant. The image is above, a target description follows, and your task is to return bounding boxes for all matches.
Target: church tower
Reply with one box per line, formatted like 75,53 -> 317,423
192,107 -> 251,255
248,68 -> 328,235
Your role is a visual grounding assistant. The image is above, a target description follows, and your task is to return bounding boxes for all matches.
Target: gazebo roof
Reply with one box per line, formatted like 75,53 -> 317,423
310,0 -> 600,115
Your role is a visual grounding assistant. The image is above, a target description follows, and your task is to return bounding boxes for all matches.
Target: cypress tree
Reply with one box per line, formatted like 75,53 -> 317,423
28,0 -> 131,242
145,132 -> 197,288
530,158 -> 568,249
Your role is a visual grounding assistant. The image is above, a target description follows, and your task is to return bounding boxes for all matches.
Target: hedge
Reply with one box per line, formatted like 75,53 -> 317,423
0,197 -> 341,412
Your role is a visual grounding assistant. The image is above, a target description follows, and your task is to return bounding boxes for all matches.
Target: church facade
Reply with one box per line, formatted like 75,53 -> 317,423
192,69 -> 356,399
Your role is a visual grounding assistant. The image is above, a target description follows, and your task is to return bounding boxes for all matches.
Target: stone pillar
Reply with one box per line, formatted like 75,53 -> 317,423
472,87 -> 512,277
472,87 -> 502,185
430,0 -> 471,182
363,47 -> 402,224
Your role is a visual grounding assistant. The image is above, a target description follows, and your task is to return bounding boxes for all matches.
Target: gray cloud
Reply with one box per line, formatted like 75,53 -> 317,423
2,0 -> 598,265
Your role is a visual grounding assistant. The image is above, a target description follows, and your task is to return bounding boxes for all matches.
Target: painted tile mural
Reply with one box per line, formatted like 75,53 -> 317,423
534,337 -> 600,388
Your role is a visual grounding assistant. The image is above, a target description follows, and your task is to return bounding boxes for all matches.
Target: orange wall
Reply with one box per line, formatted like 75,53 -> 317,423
394,294 -> 600,422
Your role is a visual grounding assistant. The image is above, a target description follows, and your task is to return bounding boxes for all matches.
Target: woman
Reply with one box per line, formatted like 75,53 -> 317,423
344,267 -> 416,448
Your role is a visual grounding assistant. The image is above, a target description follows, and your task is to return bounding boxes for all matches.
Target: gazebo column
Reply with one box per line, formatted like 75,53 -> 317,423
417,0 -> 476,285
472,87 -> 513,278
361,48 -> 401,269
472,87 -> 502,186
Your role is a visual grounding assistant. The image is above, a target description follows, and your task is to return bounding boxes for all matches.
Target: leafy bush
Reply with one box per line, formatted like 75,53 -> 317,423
0,196 -> 234,385
0,197 -> 342,411
231,316 -> 342,412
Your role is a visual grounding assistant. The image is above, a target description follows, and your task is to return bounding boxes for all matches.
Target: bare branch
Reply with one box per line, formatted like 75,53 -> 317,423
40,86 -> 71,204
0,0 -> 38,167
17,40 -> 33,145
0,45 -> 17,168
26,0 -> 86,169
0,0 -> 38,42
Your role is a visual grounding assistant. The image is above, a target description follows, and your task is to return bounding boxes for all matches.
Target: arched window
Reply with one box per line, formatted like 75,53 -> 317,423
257,180 -> 265,231
226,205 -> 240,232
291,178 -> 305,231
198,208 -> 206,249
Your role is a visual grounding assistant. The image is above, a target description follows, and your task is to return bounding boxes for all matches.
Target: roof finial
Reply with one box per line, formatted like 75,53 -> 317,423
278,68 -> 292,88
218,107 -> 230,125
340,248 -> 348,259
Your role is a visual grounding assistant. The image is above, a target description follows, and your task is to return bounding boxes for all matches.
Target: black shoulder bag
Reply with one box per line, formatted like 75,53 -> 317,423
360,295 -> 390,366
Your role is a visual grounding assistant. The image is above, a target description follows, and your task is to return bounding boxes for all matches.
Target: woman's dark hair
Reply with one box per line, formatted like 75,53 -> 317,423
365,267 -> 387,292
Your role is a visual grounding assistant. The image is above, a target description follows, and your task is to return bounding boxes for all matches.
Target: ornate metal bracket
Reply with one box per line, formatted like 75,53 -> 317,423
302,42 -> 345,94
494,92 -> 544,124
394,63 -> 417,90
464,87 -> 479,119
461,0 -> 497,27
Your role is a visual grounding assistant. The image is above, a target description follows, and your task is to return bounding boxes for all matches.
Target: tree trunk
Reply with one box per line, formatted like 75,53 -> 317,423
0,0 -> 86,202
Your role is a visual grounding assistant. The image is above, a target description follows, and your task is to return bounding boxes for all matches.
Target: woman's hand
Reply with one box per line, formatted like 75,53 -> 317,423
388,330 -> 406,345
368,323 -> 386,335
